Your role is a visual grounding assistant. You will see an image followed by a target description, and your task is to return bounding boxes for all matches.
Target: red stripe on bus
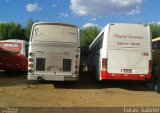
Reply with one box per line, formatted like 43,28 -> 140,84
101,71 -> 151,81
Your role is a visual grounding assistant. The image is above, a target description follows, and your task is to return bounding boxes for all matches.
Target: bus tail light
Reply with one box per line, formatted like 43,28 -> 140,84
102,58 -> 107,71
29,58 -> 33,62
29,52 -> 34,57
75,60 -> 79,65
75,65 -> 78,69
28,69 -> 33,73
75,54 -> 79,58
28,64 -> 33,68
75,71 -> 78,75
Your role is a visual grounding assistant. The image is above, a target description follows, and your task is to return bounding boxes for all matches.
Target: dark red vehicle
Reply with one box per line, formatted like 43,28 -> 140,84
0,39 -> 28,72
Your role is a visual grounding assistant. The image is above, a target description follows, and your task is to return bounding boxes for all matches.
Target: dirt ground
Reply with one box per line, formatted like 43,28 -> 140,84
0,71 -> 160,108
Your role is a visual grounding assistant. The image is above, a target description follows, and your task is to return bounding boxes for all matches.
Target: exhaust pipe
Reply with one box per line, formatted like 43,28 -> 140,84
37,76 -> 44,80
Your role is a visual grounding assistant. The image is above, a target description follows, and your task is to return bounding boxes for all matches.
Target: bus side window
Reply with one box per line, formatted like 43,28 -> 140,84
100,33 -> 104,48
157,41 -> 160,50
152,41 -> 160,50
152,42 -> 156,50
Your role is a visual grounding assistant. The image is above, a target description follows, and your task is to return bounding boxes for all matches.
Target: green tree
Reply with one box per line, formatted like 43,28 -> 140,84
81,26 -> 100,56
150,23 -> 160,39
0,22 -> 27,41
25,19 -> 34,41
0,23 -> 8,40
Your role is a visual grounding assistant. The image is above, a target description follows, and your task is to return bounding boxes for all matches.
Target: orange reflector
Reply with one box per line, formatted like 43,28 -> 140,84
75,60 -> 79,64
28,64 -> 33,68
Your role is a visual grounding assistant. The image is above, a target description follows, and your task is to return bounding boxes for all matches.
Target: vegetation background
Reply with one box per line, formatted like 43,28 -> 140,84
0,20 -> 160,56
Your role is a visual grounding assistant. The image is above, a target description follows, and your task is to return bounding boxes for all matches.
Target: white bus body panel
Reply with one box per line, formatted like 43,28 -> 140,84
107,50 -> 150,74
28,43 -> 80,81
107,24 -> 151,75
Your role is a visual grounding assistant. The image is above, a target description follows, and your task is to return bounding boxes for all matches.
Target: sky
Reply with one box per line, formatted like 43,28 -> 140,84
0,0 -> 160,29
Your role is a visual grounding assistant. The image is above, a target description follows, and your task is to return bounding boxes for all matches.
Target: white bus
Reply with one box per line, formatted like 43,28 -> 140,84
88,23 -> 152,81
28,22 -> 80,81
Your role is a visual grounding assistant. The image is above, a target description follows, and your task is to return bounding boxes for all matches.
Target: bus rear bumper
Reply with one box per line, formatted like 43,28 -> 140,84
27,74 -> 79,81
100,71 -> 151,81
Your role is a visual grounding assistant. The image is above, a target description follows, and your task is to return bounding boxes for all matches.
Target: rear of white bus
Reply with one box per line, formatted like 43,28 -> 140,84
101,24 -> 152,81
27,23 -> 80,81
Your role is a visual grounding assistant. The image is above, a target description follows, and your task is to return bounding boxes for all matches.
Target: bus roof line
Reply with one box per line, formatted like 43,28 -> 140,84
33,22 -> 79,29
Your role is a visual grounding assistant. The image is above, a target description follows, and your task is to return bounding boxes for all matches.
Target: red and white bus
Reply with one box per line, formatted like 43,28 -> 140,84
0,39 -> 28,72
88,23 -> 152,81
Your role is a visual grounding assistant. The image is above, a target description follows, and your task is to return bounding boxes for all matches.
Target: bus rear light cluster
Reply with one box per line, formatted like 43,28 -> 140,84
28,63 -> 34,73
74,60 -> 79,74
102,58 -> 107,71
28,53 -> 34,73
74,48 -> 80,75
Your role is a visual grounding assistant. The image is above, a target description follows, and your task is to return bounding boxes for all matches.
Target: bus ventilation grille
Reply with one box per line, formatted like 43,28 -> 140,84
63,59 -> 71,72
36,58 -> 45,71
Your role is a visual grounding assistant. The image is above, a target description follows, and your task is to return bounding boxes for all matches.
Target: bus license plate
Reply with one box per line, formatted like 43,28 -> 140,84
122,69 -> 133,73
